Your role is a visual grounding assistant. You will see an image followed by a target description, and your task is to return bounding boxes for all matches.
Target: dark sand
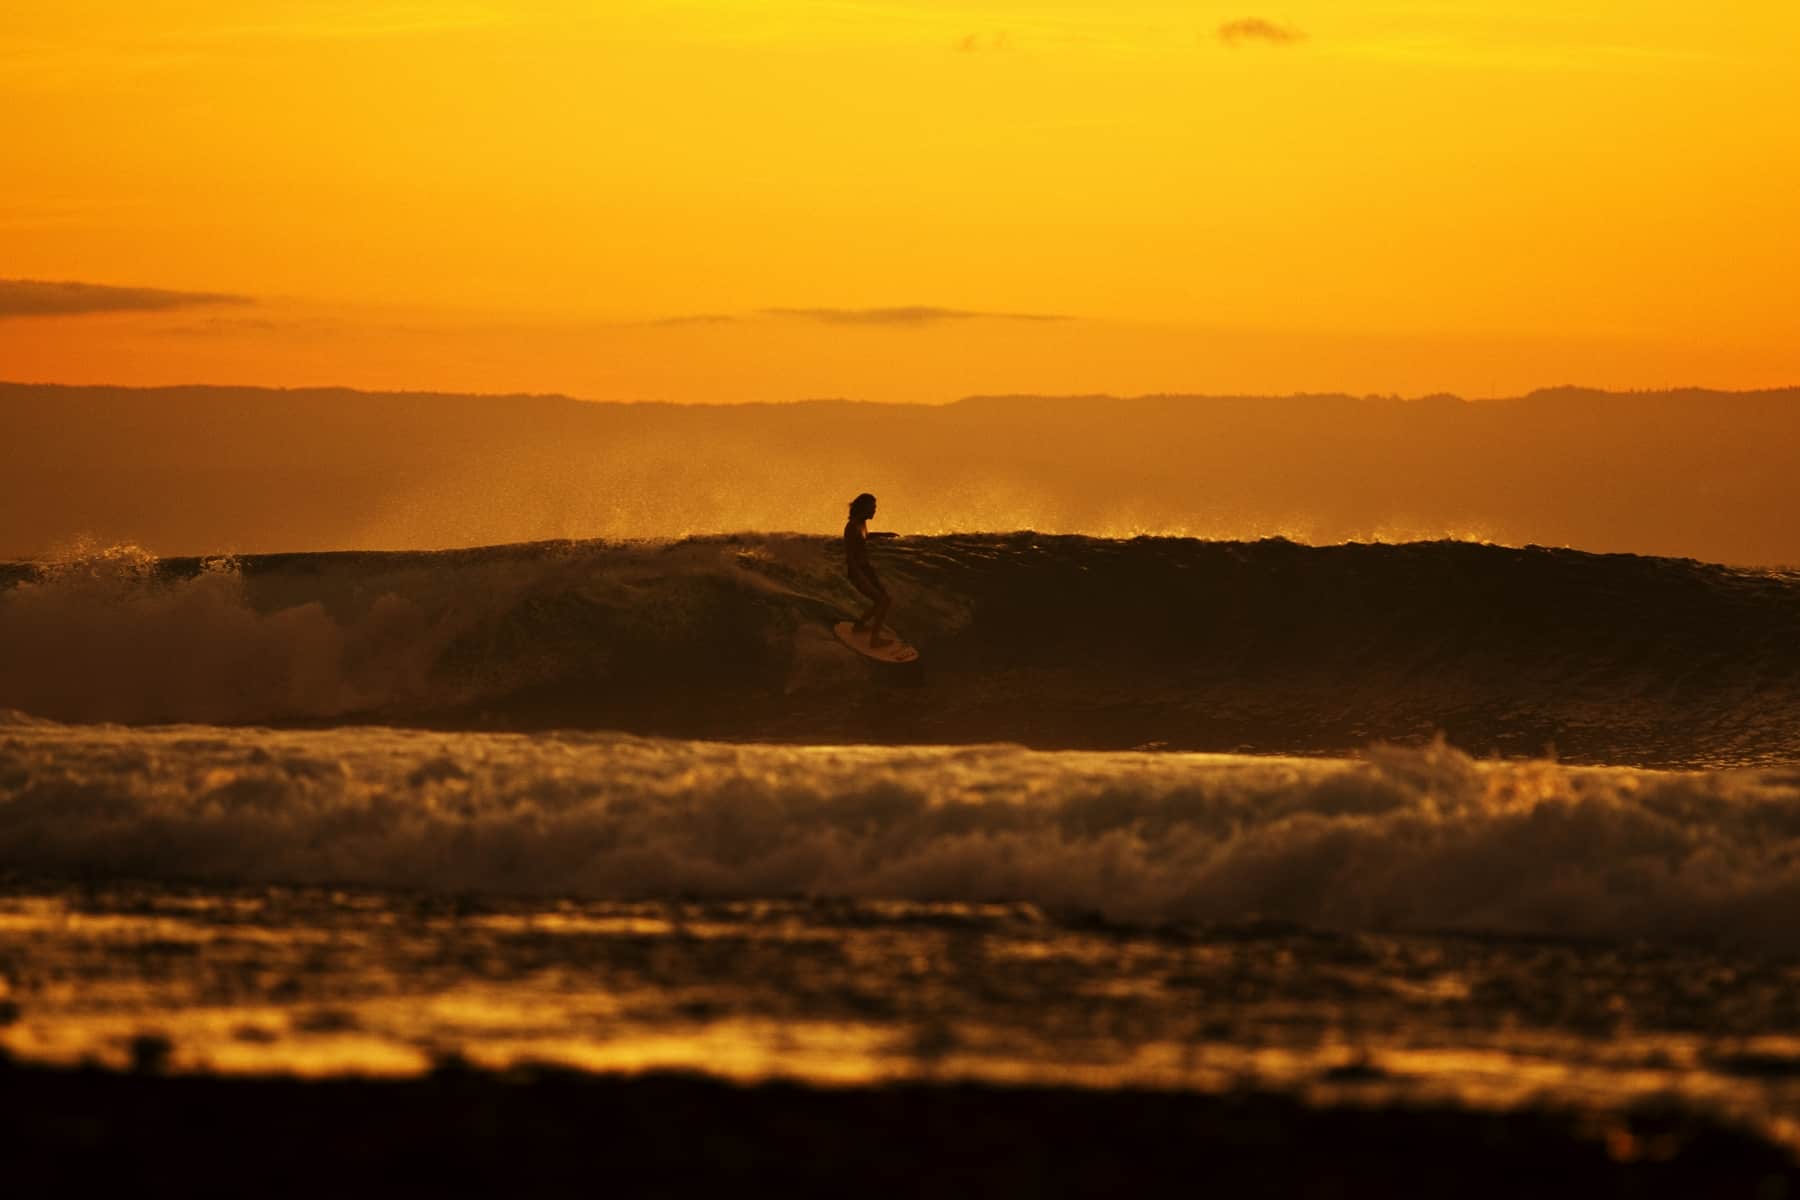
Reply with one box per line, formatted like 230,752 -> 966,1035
3,1059 -> 1793,1198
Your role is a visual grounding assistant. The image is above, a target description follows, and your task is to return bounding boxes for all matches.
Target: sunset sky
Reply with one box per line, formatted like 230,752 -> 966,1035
5,0 -> 1797,402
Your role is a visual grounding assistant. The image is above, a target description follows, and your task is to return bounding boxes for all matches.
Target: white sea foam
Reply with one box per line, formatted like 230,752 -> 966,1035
3,720 -> 1797,950
0,544 -> 469,723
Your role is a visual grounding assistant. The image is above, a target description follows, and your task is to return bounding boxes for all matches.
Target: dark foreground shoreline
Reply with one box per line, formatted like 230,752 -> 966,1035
3,1061 -> 1793,1198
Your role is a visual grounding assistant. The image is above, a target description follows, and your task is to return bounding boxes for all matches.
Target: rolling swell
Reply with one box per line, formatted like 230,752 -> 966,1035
1,535 -> 1797,766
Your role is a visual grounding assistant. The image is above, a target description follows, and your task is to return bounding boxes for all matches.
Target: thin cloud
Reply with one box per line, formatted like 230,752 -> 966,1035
0,279 -> 253,319
1217,18 -> 1306,47
763,306 -> 1067,326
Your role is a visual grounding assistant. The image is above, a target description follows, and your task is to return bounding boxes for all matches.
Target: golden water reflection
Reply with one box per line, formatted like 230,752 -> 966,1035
3,888 -> 1798,1157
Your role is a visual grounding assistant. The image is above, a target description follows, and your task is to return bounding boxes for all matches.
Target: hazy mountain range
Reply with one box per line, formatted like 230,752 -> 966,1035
4,382 -> 1796,565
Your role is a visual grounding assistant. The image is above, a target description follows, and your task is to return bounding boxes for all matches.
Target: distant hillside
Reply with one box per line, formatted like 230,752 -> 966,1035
3,382 -> 1797,564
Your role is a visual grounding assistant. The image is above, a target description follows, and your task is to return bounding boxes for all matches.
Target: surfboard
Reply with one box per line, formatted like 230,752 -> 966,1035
833,621 -> 920,664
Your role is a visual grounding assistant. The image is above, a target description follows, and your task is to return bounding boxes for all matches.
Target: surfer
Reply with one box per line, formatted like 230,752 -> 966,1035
845,492 -> 896,647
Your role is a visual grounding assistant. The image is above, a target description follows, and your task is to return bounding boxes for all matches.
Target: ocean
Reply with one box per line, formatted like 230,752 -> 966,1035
4,533 -> 1799,1193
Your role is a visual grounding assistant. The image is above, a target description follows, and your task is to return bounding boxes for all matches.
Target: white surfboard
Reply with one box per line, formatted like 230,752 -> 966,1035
833,621 -> 920,664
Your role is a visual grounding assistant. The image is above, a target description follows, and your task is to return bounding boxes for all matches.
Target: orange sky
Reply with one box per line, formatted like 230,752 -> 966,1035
5,1 -> 1798,402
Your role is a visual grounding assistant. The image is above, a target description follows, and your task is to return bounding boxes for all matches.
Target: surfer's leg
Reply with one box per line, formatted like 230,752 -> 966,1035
867,592 -> 893,646
850,573 -> 882,631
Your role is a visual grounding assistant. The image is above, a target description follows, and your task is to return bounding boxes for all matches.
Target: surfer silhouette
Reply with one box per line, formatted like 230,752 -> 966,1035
845,492 -> 896,647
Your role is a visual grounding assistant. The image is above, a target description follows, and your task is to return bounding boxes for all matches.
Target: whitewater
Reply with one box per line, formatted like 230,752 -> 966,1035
4,716 -> 1799,950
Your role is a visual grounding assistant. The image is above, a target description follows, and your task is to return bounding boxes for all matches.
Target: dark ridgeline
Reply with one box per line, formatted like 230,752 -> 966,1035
3,534 -> 1796,767
2,382 -> 1799,565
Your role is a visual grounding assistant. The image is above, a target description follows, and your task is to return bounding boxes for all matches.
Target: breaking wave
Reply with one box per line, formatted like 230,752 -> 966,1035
1,534 -> 1797,766
3,721 -> 1799,950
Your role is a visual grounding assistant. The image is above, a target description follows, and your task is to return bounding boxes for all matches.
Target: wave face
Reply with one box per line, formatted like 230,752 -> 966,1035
2,535 -> 1798,766
5,719 -> 1800,951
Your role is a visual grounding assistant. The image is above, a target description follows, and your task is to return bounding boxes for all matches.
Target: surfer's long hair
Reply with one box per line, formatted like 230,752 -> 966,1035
848,493 -> 877,521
